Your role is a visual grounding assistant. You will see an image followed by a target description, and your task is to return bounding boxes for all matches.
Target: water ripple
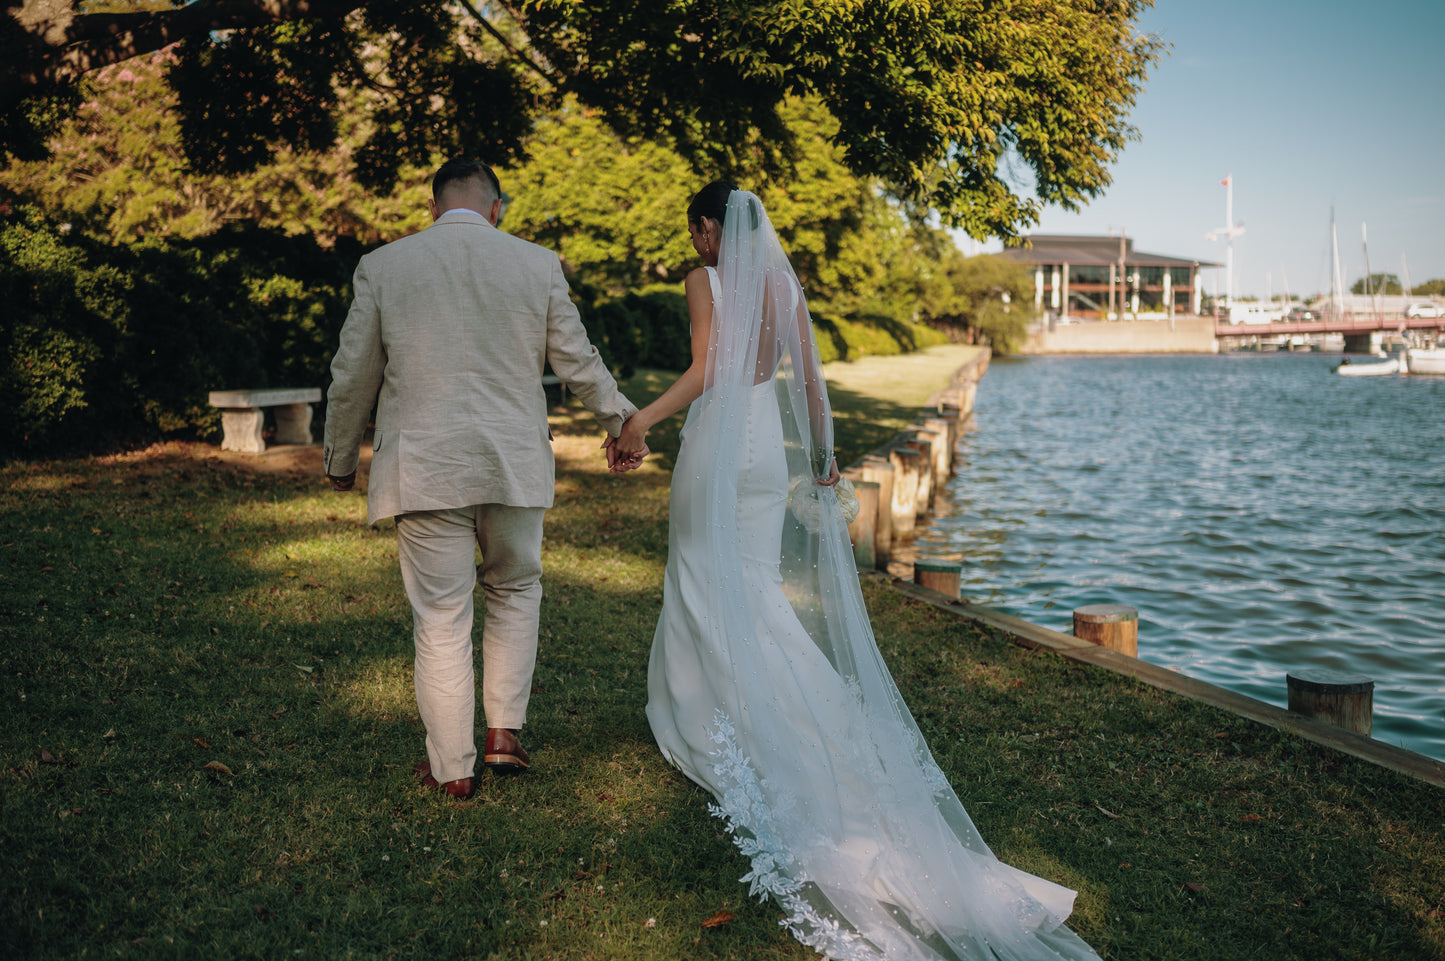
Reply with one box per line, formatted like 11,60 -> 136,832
920,353 -> 1445,762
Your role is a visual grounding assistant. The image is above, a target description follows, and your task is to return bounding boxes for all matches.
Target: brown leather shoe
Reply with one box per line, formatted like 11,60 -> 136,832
483,728 -> 530,772
413,760 -> 475,799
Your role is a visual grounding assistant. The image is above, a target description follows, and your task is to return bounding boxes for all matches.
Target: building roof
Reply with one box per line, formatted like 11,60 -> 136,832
995,234 -> 1219,269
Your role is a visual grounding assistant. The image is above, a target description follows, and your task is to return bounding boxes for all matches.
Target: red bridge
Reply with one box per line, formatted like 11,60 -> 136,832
1214,315 -> 1445,338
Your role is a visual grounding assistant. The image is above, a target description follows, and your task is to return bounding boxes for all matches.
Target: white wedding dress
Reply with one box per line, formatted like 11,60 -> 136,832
646,193 -> 1103,961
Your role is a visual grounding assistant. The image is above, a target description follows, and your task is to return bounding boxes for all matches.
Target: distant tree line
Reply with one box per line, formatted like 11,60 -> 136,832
1348,274 -> 1445,297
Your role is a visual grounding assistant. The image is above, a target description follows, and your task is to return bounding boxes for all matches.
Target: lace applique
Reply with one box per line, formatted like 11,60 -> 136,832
705,712 -> 879,960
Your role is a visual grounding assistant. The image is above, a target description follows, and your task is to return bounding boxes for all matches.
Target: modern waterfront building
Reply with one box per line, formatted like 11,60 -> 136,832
996,234 -> 1217,321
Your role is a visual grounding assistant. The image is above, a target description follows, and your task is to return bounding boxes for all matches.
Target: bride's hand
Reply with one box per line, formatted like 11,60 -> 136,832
815,458 -> 840,487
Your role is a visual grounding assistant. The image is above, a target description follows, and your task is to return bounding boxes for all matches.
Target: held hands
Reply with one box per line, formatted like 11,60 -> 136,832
603,418 -> 649,473
328,471 -> 356,492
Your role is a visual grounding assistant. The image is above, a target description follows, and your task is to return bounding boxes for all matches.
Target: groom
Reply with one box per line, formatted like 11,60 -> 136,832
324,159 -> 644,799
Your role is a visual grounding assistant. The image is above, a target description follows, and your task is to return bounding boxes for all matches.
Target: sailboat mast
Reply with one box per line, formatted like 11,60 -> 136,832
1225,175 -> 1235,307
1362,222 -> 1379,323
1331,208 -> 1345,320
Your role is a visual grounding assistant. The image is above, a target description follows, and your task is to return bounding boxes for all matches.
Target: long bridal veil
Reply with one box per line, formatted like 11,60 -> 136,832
647,190 -> 1102,961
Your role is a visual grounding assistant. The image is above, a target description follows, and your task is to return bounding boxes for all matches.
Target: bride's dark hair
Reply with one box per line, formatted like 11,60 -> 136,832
687,180 -> 738,226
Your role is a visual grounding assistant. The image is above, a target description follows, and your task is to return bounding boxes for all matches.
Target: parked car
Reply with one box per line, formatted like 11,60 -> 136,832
1406,302 -> 1443,319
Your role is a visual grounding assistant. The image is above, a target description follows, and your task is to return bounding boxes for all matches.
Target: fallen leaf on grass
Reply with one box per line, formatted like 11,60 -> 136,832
292,664 -> 314,674
204,761 -> 234,775
1238,813 -> 1261,823
1094,802 -> 1120,819
192,737 -> 212,750
40,749 -> 58,765
1181,882 -> 1205,894
701,911 -> 737,928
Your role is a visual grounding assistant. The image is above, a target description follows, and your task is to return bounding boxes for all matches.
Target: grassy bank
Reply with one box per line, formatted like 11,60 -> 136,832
2,352 -> 1442,960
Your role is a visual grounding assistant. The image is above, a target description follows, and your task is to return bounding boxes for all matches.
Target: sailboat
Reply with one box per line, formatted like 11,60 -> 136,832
1405,342 -> 1445,375
1332,215 -> 1399,376
1401,254 -> 1445,374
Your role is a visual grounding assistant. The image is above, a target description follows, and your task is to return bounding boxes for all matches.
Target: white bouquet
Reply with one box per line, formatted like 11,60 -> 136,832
787,475 -> 860,533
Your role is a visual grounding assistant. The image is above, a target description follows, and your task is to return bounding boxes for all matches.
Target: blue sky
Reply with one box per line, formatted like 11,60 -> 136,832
976,0 -> 1445,300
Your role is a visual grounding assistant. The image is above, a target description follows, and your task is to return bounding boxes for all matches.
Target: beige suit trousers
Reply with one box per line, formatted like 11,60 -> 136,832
395,504 -> 545,784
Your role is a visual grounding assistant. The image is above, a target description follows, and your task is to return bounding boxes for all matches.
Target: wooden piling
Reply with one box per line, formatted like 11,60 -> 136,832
914,558 -> 962,598
859,456 -> 895,564
1287,670 -> 1374,737
886,446 -> 921,535
1072,604 -> 1139,657
842,477 -> 879,570
902,436 -> 934,515
919,417 -> 956,480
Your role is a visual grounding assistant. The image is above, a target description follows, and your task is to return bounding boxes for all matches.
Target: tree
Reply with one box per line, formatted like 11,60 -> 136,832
0,45 -> 432,245
1412,278 -> 1445,297
919,252 -> 1034,353
1351,273 -> 1402,295
4,0 -> 1162,240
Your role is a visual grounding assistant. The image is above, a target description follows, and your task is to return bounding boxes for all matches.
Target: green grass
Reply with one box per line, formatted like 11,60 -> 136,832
2,352 -> 1443,960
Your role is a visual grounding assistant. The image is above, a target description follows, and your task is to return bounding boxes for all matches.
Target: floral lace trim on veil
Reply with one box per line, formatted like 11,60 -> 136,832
705,712 -> 879,960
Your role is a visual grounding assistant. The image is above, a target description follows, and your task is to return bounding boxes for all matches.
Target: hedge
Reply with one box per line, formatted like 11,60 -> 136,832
1,206 -> 948,459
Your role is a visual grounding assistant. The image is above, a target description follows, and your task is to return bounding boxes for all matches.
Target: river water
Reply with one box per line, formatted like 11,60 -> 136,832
912,352 -> 1445,762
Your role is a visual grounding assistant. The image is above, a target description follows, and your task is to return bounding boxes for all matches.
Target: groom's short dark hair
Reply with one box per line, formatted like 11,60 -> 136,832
433,159 -> 501,206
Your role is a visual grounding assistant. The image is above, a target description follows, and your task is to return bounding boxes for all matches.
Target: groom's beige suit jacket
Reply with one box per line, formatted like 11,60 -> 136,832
323,209 -> 635,524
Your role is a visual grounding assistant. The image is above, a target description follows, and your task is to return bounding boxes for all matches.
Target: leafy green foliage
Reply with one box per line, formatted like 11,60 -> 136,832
921,252 -> 1036,353
4,0 -> 1162,238
0,50 -> 433,246
514,0 -> 1161,239
0,205 -> 362,456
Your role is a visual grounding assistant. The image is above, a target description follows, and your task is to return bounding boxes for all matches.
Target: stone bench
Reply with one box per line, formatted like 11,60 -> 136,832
208,388 -> 321,453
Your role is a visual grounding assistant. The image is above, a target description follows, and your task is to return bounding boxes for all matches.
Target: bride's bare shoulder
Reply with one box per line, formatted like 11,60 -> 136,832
684,266 -> 712,289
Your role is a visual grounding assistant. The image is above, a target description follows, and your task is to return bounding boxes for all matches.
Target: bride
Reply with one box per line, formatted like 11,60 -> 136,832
613,183 -> 1103,961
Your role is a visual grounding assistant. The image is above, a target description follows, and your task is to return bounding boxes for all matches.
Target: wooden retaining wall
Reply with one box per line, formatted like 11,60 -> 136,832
841,348 -> 990,568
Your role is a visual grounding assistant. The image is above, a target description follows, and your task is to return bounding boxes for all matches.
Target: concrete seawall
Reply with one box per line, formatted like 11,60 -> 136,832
1024,316 -> 1218,353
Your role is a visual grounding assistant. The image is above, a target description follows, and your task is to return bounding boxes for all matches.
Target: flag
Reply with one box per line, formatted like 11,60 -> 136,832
1220,176 -> 1232,187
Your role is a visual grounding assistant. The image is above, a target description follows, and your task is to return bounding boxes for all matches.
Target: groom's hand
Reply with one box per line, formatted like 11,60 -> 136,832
615,442 -> 649,472
602,434 -> 648,472
601,435 -> 623,470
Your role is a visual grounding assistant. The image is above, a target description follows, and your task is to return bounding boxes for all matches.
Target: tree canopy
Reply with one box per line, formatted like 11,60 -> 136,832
4,0 -> 1162,240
